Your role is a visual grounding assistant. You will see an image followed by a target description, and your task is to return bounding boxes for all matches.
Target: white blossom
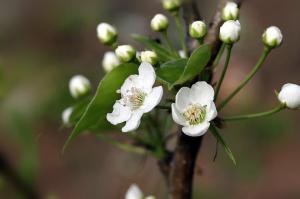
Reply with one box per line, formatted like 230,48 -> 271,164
96,23 -> 117,45
141,51 -> 158,65
189,21 -> 207,39
262,26 -> 283,48
278,83 -> 300,109
62,107 -> 73,126
162,0 -> 181,12
222,2 -> 239,21
125,184 -> 143,199
107,62 -> 163,132
219,20 -> 241,44
102,51 -> 120,72
115,45 -> 136,62
69,75 -> 91,98
172,81 -> 217,137
151,14 -> 169,32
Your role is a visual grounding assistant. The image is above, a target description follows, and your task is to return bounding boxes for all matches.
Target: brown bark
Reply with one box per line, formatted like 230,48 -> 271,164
159,1 -> 244,199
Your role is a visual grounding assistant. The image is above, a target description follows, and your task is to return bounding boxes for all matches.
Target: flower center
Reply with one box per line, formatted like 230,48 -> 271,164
125,87 -> 146,110
183,104 -> 206,125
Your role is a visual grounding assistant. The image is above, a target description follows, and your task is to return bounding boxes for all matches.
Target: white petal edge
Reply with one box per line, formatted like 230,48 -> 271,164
122,111 -> 143,132
171,103 -> 186,126
205,101 -> 218,122
190,81 -> 214,106
175,87 -> 191,111
142,86 -> 163,113
182,122 -> 210,137
106,101 -> 131,125
138,62 -> 156,90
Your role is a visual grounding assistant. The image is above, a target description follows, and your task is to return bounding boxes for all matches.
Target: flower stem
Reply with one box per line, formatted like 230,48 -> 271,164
215,44 -> 232,101
197,38 -> 204,45
174,14 -> 188,56
212,43 -> 226,69
223,104 -> 285,121
162,31 -> 178,56
218,47 -> 271,111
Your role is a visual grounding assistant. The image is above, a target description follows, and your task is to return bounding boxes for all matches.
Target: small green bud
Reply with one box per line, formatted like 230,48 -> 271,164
145,196 -> 156,199
262,26 -> 283,48
151,14 -> 169,32
97,23 -> 117,45
69,75 -> 91,98
141,51 -> 158,65
62,107 -> 73,126
189,21 -> 207,39
219,20 -> 241,44
102,51 -> 120,72
115,45 -> 136,62
162,0 -> 181,12
222,2 -> 239,21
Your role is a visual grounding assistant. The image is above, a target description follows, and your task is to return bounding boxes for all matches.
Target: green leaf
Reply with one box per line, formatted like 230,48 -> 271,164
156,58 -> 188,89
68,96 -> 91,124
210,124 -> 236,165
172,44 -> 211,86
63,63 -> 139,151
132,34 -> 178,62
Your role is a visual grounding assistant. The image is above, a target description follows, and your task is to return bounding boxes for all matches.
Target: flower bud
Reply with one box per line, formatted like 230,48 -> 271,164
189,21 -> 207,39
62,107 -> 73,126
96,23 -> 117,45
141,50 -> 158,65
219,20 -> 241,44
102,51 -> 120,72
69,75 -> 91,98
115,45 -> 136,62
151,14 -> 169,32
262,26 -> 283,48
162,0 -> 181,12
145,196 -> 156,199
125,184 -> 143,199
278,83 -> 300,109
222,2 -> 239,21
178,50 -> 186,58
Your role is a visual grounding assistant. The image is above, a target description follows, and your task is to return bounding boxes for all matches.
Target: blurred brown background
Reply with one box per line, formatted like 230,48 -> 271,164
0,0 -> 299,198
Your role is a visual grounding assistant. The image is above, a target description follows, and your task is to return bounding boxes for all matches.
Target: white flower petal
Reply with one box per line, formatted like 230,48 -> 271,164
175,87 -> 191,111
171,103 -> 186,126
106,101 -> 131,125
125,184 -> 143,199
190,81 -> 214,106
142,86 -> 163,113
120,75 -> 140,96
206,101 -> 218,121
122,111 -> 143,132
182,122 -> 210,137
138,62 -> 156,90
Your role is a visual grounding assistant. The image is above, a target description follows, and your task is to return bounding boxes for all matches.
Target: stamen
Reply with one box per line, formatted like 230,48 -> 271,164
124,87 -> 146,110
183,104 -> 206,125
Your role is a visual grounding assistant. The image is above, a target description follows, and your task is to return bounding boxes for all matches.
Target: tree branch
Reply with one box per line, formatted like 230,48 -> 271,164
159,1 -> 244,199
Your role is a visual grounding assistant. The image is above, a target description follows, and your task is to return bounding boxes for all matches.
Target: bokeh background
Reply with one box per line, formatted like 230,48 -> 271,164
0,0 -> 299,198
